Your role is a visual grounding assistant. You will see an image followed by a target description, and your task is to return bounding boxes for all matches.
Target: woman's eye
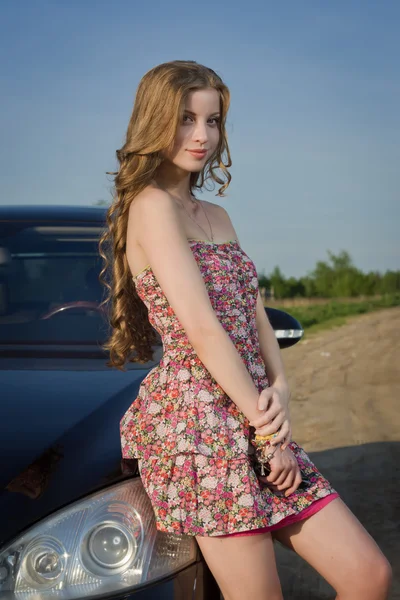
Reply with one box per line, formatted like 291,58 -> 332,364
182,115 -> 220,125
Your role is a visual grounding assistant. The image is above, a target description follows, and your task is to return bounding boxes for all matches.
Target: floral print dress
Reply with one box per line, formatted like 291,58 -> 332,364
120,239 -> 338,537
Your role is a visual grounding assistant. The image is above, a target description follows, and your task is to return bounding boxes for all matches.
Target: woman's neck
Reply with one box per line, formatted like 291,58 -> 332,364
152,163 -> 193,204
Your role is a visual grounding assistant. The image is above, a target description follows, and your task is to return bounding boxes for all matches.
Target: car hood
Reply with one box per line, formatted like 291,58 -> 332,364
0,354 -> 161,545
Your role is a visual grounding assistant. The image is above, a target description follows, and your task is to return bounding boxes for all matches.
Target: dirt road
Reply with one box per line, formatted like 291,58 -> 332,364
274,307 -> 400,599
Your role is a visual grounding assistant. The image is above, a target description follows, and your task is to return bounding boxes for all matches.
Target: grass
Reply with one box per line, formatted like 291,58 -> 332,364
272,293 -> 400,336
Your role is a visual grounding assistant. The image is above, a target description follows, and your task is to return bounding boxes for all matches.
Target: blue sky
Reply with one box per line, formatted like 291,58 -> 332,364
1,0 -> 399,278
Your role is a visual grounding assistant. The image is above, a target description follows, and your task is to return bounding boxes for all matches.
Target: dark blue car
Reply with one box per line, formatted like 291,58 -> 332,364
0,205 -> 303,599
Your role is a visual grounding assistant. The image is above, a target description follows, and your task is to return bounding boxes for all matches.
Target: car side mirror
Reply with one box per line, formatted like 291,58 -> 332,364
265,307 -> 304,349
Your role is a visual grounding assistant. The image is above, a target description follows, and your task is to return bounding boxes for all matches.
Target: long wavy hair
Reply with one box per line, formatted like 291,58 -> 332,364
99,60 -> 232,370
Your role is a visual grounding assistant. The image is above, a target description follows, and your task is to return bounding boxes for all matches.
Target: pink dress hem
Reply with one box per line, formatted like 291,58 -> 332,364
215,492 -> 340,538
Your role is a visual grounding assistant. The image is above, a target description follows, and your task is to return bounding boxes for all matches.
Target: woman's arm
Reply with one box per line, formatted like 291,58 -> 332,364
250,289 -> 292,447
219,207 -> 292,447
126,189 -> 266,424
219,206 -> 290,395
255,290 -> 290,394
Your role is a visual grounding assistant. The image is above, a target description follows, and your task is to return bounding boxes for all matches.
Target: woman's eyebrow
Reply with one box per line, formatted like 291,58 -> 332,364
184,109 -> 221,117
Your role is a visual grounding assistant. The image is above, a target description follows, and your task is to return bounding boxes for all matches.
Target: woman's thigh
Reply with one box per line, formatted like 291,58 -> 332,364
272,497 -> 392,599
196,531 -> 283,600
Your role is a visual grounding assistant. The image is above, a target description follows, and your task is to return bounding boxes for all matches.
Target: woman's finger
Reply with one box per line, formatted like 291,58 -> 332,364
273,466 -> 293,487
276,469 -> 296,491
284,472 -> 303,497
250,406 -> 280,428
280,428 -> 292,451
257,475 -> 269,485
258,475 -> 277,489
257,388 -> 274,411
262,404 -> 282,422
265,464 -> 284,484
254,414 -> 285,437
268,421 -> 290,446
263,483 -> 279,493
250,414 -> 276,430
266,465 -> 287,485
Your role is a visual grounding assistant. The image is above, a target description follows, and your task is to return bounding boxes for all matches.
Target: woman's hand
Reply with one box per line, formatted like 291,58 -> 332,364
258,445 -> 302,497
249,384 -> 292,450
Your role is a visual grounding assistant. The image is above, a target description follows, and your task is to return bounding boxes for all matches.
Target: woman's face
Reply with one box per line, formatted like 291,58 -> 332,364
163,88 -> 221,172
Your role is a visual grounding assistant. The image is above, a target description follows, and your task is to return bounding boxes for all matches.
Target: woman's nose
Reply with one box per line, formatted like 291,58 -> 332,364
193,122 -> 208,143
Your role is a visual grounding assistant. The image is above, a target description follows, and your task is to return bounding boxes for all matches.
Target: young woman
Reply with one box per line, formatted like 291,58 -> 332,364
100,60 -> 392,600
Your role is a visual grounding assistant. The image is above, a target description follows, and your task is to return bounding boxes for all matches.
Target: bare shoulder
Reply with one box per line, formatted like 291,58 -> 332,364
200,198 -> 226,213
201,199 -> 239,242
127,185 -> 181,243
202,199 -> 232,224
129,184 -> 175,216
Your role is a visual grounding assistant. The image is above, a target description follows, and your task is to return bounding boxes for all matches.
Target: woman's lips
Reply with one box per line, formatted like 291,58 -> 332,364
187,150 -> 207,159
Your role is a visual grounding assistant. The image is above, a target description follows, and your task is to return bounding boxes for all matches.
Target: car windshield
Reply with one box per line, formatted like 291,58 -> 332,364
0,220 -> 110,347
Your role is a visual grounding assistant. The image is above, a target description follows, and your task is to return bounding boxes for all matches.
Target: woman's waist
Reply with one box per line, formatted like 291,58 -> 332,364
121,409 -> 252,461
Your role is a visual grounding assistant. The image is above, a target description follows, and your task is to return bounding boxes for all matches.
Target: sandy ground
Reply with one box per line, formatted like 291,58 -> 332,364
274,307 -> 400,599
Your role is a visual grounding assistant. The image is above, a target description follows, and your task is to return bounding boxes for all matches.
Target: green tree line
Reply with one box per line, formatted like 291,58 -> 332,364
258,250 -> 400,299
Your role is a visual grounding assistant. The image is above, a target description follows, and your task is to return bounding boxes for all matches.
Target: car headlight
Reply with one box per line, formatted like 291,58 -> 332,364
0,478 -> 197,598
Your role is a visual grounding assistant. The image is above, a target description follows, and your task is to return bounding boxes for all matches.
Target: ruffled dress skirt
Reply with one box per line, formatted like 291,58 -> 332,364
137,442 -> 338,537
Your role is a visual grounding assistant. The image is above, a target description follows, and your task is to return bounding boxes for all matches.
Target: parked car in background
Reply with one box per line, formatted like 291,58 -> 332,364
0,205 -> 303,599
